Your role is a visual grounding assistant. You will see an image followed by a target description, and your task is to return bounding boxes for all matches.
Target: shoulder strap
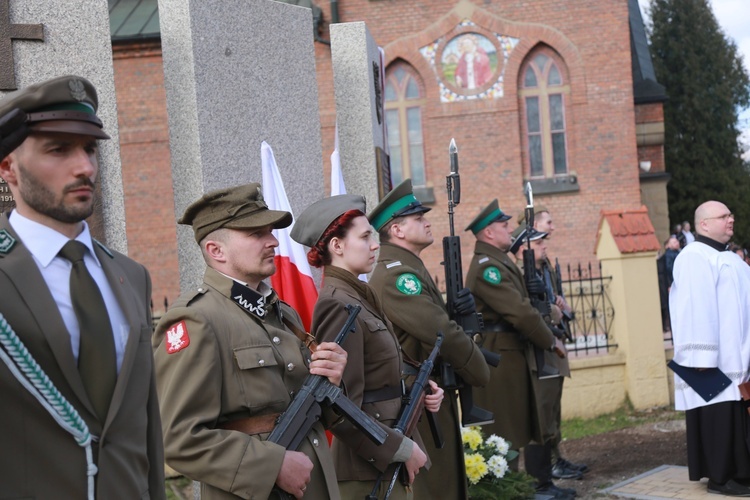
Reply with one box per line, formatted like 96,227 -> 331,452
281,316 -> 319,352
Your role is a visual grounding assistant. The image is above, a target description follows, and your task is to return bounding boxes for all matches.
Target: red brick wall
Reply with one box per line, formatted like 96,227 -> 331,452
112,0 -> 646,301
316,0 -> 643,285
113,42 -> 180,314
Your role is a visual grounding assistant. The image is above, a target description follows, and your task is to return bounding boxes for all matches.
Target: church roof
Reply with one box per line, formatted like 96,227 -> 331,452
109,0 -> 160,41
628,0 -> 667,104
597,206 -> 661,254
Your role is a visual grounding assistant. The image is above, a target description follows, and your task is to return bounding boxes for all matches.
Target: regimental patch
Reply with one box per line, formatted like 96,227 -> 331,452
0,229 -> 16,254
165,320 -> 190,354
483,266 -> 502,285
231,281 -> 266,319
396,273 -> 422,295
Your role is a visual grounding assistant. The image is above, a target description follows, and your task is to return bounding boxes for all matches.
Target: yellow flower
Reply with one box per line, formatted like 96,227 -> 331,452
464,453 -> 488,485
461,426 -> 483,451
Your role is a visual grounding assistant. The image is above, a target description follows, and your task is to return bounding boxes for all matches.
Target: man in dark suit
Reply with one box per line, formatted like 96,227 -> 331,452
0,75 -> 165,498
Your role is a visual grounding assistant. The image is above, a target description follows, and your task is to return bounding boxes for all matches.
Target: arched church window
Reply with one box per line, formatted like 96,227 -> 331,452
519,47 -> 571,179
385,62 -> 427,187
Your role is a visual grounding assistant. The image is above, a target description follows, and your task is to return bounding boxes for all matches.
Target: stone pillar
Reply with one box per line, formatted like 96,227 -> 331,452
1,0 -> 126,251
158,0 -> 325,291
330,21 -> 389,204
596,207 -> 670,409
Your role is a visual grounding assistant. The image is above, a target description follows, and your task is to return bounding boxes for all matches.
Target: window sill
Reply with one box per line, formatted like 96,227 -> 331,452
525,176 -> 579,195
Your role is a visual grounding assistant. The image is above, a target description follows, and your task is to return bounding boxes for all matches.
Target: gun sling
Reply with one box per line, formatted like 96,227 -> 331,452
218,412 -> 282,435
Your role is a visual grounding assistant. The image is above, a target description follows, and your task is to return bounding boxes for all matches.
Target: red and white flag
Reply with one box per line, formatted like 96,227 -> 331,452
261,141 -> 318,331
330,122 -> 346,196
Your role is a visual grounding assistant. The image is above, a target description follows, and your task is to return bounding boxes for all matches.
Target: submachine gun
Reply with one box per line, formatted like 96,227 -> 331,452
269,304 -> 388,499
521,183 -> 566,379
366,333 -> 445,500
442,139 -> 499,426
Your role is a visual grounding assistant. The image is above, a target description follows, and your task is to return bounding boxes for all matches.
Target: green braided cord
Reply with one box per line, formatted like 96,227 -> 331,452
0,314 -> 90,445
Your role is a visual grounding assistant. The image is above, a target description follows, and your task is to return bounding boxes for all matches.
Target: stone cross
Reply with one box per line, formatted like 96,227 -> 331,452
0,0 -> 44,90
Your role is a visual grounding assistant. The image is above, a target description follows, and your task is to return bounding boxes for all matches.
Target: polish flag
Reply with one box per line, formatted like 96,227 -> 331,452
330,122 -> 346,196
261,141 -> 318,331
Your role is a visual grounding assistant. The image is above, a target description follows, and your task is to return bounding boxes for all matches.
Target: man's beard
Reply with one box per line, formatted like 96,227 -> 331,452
17,162 -> 96,223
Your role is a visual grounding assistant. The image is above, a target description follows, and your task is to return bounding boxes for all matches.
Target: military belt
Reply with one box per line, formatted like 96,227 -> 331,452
218,412 -> 282,435
482,322 -> 512,333
362,385 -> 402,404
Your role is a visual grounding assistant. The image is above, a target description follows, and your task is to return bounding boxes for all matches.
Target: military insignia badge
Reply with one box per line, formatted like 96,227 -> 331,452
396,273 -> 422,295
165,320 -> 190,354
483,266 -> 502,285
0,229 -> 16,254
69,79 -> 87,101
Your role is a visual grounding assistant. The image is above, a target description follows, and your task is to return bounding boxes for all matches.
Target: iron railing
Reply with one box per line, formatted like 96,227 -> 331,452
559,262 -> 617,356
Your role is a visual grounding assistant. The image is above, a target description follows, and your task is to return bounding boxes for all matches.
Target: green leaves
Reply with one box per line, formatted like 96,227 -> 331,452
648,0 -> 750,243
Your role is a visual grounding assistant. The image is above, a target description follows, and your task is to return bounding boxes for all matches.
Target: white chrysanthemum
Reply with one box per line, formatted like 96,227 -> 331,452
486,434 -> 509,455
488,454 -> 509,479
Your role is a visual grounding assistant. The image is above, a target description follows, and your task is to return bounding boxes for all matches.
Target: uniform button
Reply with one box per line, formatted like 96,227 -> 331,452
368,458 -> 375,463
258,359 -> 265,367
273,336 -> 281,345
374,412 -> 381,419
198,287 -> 204,292
287,363 -> 295,372
313,438 -> 320,447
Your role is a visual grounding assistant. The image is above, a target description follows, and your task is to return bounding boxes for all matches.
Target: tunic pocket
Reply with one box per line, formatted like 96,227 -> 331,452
233,345 -> 286,410
234,345 -> 279,370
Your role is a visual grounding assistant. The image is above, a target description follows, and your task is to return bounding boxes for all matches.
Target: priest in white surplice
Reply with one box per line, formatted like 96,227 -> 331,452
670,200 -> 750,497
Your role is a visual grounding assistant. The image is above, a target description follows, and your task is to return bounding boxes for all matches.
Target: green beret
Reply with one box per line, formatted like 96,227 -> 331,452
0,75 -> 109,140
517,205 -> 549,227
291,194 -> 366,248
465,199 -> 512,234
368,179 -> 430,232
509,226 -> 547,254
179,183 -> 292,243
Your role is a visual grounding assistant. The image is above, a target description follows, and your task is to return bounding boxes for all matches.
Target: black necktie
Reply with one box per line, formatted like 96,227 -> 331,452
58,240 -> 117,421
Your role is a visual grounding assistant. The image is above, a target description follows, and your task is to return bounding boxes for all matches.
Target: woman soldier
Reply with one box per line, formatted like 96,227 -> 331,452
291,194 -> 443,499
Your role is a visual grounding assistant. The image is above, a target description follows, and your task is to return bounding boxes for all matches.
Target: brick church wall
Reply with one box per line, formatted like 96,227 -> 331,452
112,0 -> 646,302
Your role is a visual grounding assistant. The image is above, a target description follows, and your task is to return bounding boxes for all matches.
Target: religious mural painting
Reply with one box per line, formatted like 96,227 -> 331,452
420,20 -> 518,103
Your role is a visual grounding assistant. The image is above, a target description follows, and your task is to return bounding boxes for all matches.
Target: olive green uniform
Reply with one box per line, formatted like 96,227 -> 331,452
154,268 -> 339,499
370,242 -> 491,500
313,268 -> 429,499
465,240 -> 555,449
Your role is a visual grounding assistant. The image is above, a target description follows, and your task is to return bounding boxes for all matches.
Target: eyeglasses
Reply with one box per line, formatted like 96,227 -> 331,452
703,213 -> 734,221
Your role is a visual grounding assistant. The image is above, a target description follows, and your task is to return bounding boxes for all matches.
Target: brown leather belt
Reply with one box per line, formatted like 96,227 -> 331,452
217,413 -> 281,435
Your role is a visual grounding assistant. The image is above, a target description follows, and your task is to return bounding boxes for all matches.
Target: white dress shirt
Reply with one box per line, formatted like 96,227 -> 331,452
9,210 -> 129,372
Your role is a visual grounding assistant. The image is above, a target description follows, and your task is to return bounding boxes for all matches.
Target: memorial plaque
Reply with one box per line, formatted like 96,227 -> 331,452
0,177 -> 13,213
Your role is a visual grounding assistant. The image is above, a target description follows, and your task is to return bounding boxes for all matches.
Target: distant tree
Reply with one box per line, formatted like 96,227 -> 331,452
647,0 -> 750,245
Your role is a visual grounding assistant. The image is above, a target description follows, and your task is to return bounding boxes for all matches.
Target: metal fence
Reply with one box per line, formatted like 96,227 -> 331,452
559,262 -> 618,356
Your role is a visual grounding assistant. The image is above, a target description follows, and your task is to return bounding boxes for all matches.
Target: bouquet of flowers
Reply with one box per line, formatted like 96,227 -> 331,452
461,426 -> 536,500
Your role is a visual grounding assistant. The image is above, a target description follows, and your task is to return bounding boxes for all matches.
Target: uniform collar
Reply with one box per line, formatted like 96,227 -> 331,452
8,209 -> 100,268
